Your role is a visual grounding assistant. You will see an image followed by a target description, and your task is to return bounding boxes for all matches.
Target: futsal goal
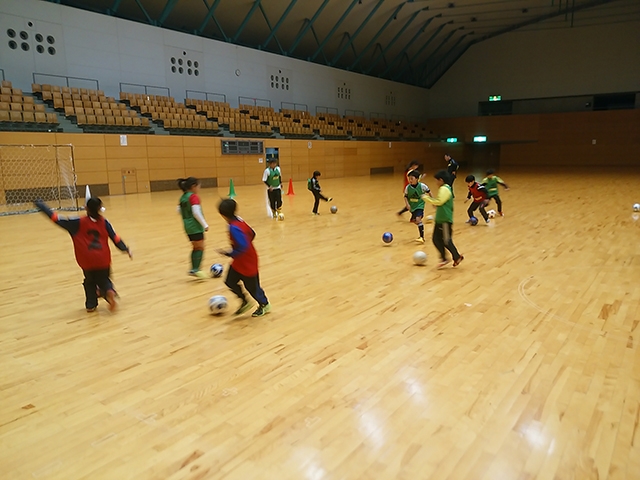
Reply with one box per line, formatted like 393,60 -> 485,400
0,144 -> 78,216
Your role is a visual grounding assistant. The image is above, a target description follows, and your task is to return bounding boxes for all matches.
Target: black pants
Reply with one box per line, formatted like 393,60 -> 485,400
83,268 -> 113,309
225,266 -> 268,305
467,199 -> 489,221
447,173 -> 456,186
432,223 -> 461,262
312,190 -> 328,213
267,189 -> 282,211
489,195 -> 502,213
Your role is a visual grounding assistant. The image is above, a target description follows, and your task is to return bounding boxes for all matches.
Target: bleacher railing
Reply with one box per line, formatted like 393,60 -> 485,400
345,109 -> 365,117
186,90 -> 226,103
239,96 -> 271,108
0,69 -> 5,82
34,73 -> 99,90
281,102 -> 307,112
316,106 -> 339,116
119,82 -> 170,98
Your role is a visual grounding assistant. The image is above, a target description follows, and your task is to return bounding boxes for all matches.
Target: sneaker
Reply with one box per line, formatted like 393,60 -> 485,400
252,303 -> 271,317
312,212 -> 320,216
106,289 -> 117,312
453,255 -> 465,267
415,237 -> 425,244
485,218 -> 490,224
465,219 -> 471,224
234,300 -> 253,315
437,259 -> 451,269
499,212 -> 504,217
86,306 -> 97,313
189,270 -> 208,279
327,197 -> 333,202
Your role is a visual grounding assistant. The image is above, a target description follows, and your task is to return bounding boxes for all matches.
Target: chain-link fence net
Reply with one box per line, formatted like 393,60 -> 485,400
0,144 -> 78,216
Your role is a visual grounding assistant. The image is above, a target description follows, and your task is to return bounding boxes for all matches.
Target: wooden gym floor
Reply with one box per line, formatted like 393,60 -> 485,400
0,170 -> 639,479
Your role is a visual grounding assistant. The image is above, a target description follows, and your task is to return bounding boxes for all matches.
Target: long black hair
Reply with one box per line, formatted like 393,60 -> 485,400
178,177 -> 199,192
86,197 -> 103,220
218,198 -> 237,219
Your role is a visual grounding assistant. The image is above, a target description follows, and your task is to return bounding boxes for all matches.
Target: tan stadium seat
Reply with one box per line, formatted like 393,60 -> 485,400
9,111 -> 22,122
0,110 -> 10,122
22,112 -> 35,122
46,113 -> 58,123
35,112 -> 47,123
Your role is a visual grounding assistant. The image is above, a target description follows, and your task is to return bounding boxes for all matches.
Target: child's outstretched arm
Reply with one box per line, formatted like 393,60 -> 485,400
105,220 -> 132,258
218,225 -> 249,258
423,185 -> 452,207
34,200 -> 80,235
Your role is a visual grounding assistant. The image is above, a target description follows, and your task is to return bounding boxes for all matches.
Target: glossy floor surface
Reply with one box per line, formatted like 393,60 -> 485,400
1,170 -> 639,479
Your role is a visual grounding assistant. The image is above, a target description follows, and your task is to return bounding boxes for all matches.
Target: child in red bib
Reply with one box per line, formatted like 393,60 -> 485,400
35,197 -> 132,312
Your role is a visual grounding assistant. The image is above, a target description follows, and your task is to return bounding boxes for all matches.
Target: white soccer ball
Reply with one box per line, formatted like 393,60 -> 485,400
413,251 -> 427,266
208,295 -> 228,315
633,203 -> 640,212
210,263 -> 224,278
487,209 -> 496,218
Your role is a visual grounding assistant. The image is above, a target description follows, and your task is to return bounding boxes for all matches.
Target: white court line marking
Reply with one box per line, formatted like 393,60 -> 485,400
517,276 -> 633,344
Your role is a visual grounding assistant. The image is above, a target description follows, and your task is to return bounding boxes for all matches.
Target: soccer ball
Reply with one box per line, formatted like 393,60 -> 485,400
487,210 -> 496,218
330,206 -> 338,214
210,263 -> 224,278
413,251 -> 427,265
382,232 -> 393,244
633,203 -> 640,212
469,216 -> 478,226
208,295 -> 228,315
278,213 -> 285,221
425,215 -> 434,223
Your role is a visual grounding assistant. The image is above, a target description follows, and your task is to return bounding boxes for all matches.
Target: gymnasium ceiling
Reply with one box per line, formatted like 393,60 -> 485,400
42,0 -> 639,88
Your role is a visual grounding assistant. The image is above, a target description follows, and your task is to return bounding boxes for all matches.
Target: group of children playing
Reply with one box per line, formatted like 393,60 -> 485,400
33,158 -> 331,317
34,154 -> 507,314
398,155 -> 509,267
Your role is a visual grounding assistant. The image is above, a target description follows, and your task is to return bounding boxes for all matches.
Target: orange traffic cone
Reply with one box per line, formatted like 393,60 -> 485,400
286,178 -> 295,195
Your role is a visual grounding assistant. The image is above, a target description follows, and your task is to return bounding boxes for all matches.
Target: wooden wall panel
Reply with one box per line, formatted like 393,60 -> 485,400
2,107 -> 637,198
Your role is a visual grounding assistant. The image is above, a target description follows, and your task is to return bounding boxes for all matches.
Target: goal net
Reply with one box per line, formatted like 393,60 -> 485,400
0,144 -> 78,216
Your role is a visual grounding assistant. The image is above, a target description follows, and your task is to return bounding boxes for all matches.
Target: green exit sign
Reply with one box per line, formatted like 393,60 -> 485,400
473,136 -> 487,143
488,95 -> 502,102
446,137 -> 458,143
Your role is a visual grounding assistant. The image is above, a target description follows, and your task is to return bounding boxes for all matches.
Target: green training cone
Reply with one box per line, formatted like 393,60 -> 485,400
228,178 -> 236,198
